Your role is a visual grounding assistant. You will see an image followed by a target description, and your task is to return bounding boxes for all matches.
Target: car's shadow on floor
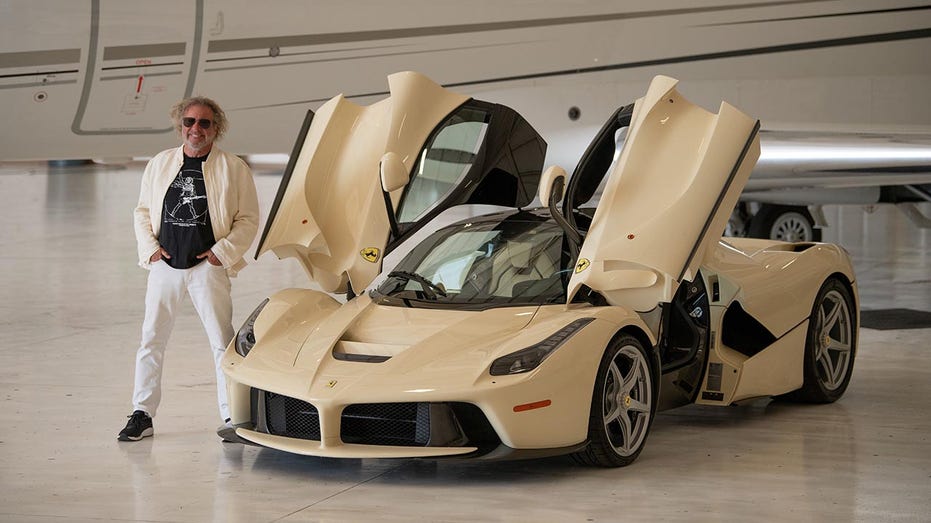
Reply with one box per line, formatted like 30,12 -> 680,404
221,397 -> 854,485
238,445 -> 581,483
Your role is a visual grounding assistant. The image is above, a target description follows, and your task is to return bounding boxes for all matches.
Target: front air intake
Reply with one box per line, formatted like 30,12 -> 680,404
251,388 -> 321,440
341,403 -> 430,446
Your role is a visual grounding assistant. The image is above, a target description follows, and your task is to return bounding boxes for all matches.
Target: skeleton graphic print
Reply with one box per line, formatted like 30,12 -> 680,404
164,170 -> 208,226
158,155 -> 215,269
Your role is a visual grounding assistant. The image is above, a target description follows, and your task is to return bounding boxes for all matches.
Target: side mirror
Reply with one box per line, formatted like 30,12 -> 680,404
540,164 -> 582,263
379,152 -> 409,192
538,165 -> 567,205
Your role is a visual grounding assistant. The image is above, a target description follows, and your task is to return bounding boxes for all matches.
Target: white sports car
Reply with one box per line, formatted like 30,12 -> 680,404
220,72 -> 858,466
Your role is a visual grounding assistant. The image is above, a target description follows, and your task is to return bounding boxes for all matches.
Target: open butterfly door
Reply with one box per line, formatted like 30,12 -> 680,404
256,71 -> 546,294
567,75 -> 761,311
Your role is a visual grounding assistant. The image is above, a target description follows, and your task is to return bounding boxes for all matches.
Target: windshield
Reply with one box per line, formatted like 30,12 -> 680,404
373,213 -> 570,308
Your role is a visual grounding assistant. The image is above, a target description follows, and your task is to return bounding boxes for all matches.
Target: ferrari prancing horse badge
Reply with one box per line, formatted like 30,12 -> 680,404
361,247 -> 380,263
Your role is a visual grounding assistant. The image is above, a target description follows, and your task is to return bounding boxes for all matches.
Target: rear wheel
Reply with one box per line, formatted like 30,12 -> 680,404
574,334 -> 656,467
749,204 -> 821,242
780,277 -> 857,403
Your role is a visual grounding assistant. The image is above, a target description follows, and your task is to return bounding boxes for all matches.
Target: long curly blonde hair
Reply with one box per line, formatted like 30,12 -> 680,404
169,96 -> 228,140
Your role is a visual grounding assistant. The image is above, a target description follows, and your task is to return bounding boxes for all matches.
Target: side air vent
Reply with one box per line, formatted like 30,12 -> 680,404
721,302 -> 776,357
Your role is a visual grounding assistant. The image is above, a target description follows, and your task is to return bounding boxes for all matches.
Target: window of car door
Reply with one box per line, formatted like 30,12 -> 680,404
396,105 -> 490,224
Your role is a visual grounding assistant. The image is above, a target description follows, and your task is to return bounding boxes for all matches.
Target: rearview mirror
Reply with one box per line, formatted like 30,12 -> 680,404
379,152 -> 409,192
538,165 -> 567,205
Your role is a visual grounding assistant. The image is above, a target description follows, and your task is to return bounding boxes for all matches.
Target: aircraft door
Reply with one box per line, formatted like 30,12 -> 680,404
72,0 -> 201,136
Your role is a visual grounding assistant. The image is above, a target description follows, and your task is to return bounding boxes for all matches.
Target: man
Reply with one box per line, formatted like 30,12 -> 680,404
119,96 -> 259,441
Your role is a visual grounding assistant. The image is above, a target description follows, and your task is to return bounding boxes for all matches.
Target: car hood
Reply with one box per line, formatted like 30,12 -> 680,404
568,75 -> 761,311
271,294 -> 539,386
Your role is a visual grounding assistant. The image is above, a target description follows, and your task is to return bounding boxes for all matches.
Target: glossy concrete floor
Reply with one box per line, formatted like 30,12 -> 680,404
0,161 -> 929,523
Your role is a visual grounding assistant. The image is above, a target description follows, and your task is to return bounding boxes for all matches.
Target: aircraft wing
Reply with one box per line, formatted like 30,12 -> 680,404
545,124 -> 931,207
743,128 -> 931,205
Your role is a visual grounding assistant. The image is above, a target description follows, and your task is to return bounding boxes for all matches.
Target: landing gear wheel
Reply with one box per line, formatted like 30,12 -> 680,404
749,205 -> 821,242
574,334 -> 656,467
779,277 -> 857,403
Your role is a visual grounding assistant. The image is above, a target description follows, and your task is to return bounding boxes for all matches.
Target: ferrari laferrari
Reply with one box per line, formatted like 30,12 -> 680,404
220,72 -> 858,466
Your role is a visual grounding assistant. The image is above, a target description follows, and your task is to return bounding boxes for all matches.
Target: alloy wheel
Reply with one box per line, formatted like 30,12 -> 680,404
813,289 -> 854,391
601,344 -> 653,457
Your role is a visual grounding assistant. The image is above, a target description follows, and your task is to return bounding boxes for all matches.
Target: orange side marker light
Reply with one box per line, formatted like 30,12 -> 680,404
513,399 -> 552,412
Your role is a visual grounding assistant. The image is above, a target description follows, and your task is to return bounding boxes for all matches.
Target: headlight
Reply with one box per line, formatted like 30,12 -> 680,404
235,298 -> 269,357
489,318 -> 594,376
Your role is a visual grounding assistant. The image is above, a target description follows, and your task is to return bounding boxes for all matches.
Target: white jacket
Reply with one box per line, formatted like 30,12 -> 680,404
134,145 -> 259,276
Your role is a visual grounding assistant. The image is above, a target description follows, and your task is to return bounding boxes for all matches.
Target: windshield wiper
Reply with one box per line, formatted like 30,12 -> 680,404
387,270 -> 448,300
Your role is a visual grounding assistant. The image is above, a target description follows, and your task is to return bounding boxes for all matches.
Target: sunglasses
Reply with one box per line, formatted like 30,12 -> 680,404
181,117 -> 213,129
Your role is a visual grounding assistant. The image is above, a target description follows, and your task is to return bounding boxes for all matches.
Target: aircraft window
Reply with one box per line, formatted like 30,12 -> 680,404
397,107 -> 490,223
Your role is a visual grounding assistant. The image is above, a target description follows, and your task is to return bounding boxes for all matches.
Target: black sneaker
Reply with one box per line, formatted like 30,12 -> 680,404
118,410 -> 153,441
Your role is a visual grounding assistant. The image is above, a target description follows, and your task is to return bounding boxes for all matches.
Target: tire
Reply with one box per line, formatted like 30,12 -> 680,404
780,278 -> 857,403
574,334 -> 656,467
748,204 -> 822,242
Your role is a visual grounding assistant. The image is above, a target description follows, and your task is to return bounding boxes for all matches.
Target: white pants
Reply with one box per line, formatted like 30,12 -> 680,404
132,260 -> 233,421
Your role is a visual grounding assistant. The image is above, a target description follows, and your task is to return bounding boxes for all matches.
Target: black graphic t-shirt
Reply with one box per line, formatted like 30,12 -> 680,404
158,152 -> 215,269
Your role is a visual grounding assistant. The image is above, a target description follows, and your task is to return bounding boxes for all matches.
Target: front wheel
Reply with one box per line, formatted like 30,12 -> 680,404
780,277 -> 857,403
574,334 -> 656,467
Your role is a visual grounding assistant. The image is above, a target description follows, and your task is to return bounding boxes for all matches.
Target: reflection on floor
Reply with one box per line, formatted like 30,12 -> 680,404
860,308 -> 931,330
0,161 -> 929,522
